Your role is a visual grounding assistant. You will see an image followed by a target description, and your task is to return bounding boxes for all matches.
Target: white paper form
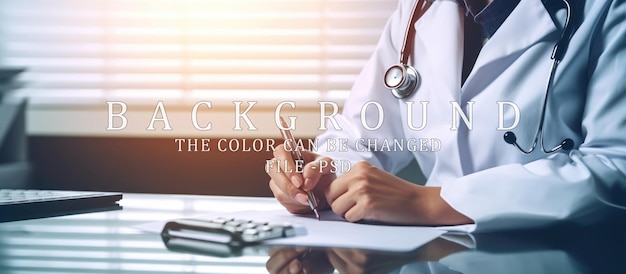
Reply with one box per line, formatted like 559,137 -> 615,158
136,209 -> 444,252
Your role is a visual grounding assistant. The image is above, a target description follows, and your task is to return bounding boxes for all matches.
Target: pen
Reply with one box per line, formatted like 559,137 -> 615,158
278,116 -> 320,220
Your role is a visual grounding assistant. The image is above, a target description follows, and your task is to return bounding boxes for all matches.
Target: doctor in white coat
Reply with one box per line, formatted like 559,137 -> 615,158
267,0 -> 626,232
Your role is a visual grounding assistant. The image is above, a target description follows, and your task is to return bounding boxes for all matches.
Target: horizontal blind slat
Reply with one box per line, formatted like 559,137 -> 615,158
0,0 -> 396,105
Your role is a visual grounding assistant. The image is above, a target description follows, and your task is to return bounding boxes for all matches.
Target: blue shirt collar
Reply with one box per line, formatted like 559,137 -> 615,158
461,0 -> 521,38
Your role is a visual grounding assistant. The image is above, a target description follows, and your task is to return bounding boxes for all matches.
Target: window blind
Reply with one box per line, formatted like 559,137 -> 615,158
0,0 -> 396,106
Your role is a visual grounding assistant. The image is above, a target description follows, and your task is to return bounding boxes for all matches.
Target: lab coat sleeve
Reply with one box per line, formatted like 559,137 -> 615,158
441,0 -> 626,231
314,0 -> 415,175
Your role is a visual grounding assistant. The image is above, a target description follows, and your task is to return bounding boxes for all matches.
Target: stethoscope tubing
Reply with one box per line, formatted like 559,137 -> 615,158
386,0 -> 576,154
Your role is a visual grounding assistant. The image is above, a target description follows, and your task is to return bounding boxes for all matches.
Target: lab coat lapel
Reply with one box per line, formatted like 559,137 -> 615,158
462,0 -> 558,99
414,0 -> 464,100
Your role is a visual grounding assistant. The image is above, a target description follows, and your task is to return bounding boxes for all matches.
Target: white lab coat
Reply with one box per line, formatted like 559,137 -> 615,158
315,0 -> 626,231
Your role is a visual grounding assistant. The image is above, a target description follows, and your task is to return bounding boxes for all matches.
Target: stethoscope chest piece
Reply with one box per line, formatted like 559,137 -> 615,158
384,64 -> 420,99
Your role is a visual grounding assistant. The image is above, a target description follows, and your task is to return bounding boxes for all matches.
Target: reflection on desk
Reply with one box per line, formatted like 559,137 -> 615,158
0,193 -> 625,274
264,231 -> 626,274
0,193 -> 282,273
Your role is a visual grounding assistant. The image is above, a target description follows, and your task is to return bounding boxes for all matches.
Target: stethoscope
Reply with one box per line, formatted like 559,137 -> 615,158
383,0 -> 576,154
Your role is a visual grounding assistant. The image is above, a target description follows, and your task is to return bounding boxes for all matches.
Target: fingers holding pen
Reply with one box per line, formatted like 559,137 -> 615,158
267,158 -> 309,206
266,143 -> 335,213
270,144 -> 304,188
302,156 -> 335,191
269,178 -> 310,213
299,156 -> 336,212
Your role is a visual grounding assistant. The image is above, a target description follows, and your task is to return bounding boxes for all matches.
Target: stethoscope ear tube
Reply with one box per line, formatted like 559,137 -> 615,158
504,0 -> 577,154
504,131 -> 574,154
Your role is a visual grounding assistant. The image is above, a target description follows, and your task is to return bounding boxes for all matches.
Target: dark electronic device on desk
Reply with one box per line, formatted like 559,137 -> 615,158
0,67 -> 123,222
0,189 -> 123,222
0,68 -> 25,97
0,68 -> 29,189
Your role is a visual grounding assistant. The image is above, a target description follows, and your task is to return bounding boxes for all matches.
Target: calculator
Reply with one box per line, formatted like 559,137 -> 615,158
162,217 -> 297,245
161,217 -> 299,257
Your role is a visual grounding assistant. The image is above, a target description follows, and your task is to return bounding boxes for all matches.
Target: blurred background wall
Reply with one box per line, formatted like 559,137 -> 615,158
0,0 -> 423,196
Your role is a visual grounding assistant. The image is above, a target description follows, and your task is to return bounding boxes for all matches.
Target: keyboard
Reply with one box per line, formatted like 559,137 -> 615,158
0,189 -> 122,222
